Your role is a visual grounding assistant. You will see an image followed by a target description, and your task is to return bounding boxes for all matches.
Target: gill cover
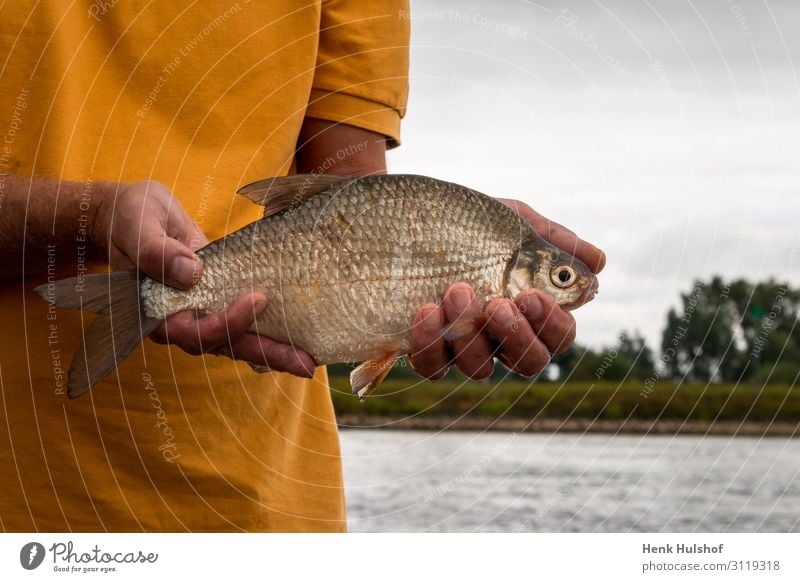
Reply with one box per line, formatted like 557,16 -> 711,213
504,239 -> 598,310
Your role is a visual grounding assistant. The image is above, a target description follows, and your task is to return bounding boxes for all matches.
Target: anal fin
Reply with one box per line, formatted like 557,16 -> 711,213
350,351 -> 400,402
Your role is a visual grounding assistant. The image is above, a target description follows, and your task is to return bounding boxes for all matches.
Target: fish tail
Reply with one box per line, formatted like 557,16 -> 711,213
33,270 -> 160,398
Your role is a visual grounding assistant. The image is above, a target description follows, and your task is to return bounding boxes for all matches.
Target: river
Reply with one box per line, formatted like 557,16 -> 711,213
339,430 -> 800,532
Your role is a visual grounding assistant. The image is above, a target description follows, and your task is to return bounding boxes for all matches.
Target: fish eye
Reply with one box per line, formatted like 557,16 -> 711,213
550,265 -> 576,288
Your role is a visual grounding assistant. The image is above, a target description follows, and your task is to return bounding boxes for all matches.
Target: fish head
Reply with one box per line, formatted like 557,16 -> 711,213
505,240 -> 598,311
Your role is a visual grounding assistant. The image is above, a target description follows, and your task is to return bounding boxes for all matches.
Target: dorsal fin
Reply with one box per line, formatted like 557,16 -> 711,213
237,174 -> 353,217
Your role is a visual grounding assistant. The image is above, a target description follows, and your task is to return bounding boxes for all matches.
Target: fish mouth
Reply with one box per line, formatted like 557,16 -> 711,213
582,277 -> 600,303
563,277 -> 599,312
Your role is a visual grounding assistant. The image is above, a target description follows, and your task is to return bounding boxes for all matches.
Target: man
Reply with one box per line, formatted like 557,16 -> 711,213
0,1 -> 604,531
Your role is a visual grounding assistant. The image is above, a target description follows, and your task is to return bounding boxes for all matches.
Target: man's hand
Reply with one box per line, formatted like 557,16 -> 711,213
409,199 -> 605,381
94,180 -> 316,378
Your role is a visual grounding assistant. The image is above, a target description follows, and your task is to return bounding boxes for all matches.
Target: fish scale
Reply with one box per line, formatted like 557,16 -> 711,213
39,173 -> 598,399
142,175 -> 530,364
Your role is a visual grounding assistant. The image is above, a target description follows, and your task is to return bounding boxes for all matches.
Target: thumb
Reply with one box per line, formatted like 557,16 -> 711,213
137,226 -> 203,289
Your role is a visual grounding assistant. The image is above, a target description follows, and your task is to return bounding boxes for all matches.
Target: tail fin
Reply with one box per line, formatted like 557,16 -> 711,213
33,271 -> 160,398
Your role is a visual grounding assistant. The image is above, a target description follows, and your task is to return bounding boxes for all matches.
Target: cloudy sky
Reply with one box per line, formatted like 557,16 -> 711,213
387,0 -> 800,351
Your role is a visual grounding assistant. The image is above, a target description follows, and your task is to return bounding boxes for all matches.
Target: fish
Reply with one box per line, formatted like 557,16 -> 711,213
35,174 -> 599,399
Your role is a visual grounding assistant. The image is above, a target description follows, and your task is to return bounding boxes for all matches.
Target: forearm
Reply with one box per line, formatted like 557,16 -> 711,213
0,175 -> 118,281
296,118 -> 387,176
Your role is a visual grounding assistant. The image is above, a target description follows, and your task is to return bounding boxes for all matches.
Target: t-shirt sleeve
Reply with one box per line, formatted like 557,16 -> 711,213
306,0 -> 410,148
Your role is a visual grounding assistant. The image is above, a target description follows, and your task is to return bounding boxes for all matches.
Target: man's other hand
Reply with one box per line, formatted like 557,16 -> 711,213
93,180 -> 316,378
409,198 -> 605,381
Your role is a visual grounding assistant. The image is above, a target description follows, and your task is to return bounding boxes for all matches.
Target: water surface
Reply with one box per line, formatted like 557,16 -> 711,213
340,430 -> 800,532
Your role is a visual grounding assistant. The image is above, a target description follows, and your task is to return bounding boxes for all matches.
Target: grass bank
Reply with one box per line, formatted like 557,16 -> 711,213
327,375 -> 800,434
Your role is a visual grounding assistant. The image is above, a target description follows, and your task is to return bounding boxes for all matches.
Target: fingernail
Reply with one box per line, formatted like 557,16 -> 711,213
249,297 -> 267,328
252,295 -> 268,313
170,255 -> 199,287
492,302 -> 516,328
422,306 -> 442,332
451,286 -> 473,313
595,249 -> 607,272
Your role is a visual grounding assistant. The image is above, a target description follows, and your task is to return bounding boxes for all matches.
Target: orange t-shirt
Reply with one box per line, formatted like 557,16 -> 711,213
0,1 -> 408,531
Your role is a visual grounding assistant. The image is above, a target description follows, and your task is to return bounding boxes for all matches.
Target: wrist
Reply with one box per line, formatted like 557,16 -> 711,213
89,181 -> 127,258
296,118 -> 388,176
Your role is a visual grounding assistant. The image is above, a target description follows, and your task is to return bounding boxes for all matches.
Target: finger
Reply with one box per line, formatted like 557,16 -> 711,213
162,195 -> 191,238
498,198 -> 606,273
156,293 -> 267,354
110,181 -> 204,288
222,334 -> 316,378
485,299 -> 550,377
409,304 -> 450,381
150,310 -> 202,352
163,197 -> 209,251
136,224 -> 203,289
187,221 -> 210,251
443,283 -> 494,380
515,289 -> 577,355
148,320 -> 170,345
192,293 -> 267,348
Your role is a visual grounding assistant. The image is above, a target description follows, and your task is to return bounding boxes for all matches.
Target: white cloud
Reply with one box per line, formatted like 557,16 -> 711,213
388,0 -> 800,350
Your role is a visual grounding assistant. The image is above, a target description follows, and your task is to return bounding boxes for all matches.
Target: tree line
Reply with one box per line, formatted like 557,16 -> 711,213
551,276 -> 798,385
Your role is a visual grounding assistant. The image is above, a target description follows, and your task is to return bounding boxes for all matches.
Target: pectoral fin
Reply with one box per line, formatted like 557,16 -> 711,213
440,314 -> 486,341
350,351 -> 401,402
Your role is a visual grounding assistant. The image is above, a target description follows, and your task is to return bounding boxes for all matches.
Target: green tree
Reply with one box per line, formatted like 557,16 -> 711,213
661,277 -> 800,383
661,277 -> 740,381
615,330 -> 656,380
562,344 -> 606,381
549,330 -> 655,382
730,279 -> 800,367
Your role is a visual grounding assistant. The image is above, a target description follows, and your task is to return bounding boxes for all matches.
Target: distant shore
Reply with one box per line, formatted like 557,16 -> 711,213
337,415 -> 800,437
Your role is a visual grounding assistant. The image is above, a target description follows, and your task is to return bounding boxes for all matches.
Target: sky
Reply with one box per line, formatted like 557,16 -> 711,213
386,0 -> 800,351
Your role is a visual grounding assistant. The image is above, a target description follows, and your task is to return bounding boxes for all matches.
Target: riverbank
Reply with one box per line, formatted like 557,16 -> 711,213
329,376 -> 800,436
337,415 -> 799,436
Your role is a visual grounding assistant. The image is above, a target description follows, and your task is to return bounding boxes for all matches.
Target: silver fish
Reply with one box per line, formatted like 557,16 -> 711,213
37,174 -> 599,399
